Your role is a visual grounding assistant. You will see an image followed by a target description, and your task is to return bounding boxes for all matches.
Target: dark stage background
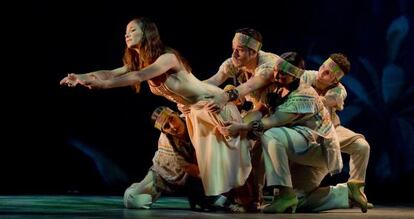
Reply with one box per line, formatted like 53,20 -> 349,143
4,0 -> 414,204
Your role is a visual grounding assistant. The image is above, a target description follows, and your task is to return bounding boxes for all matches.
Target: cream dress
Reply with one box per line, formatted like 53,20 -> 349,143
149,69 -> 251,196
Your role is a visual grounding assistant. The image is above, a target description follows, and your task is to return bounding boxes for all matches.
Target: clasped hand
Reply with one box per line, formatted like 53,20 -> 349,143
206,92 -> 228,113
216,121 -> 243,137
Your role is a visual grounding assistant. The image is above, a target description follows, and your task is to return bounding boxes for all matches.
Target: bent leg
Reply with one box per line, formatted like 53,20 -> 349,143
346,138 -> 370,181
123,170 -> 161,209
337,126 -> 370,182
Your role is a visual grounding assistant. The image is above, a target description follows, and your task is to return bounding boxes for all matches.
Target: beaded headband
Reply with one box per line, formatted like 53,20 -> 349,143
323,58 -> 345,80
154,107 -> 174,130
278,60 -> 304,78
232,32 -> 262,52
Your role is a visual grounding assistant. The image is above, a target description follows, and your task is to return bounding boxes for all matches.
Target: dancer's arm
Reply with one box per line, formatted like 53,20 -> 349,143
204,59 -> 234,86
207,70 -> 273,112
218,111 -> 300,137
233,72 -> 272,99
60,66 -> 128,87
80,53 -> 179,89
260,111 -> 300,130
204,70 -> 229,86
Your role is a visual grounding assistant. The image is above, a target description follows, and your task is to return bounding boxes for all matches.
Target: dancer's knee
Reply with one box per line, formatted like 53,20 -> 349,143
262,130 -> 288,150
354,138 -> 370,154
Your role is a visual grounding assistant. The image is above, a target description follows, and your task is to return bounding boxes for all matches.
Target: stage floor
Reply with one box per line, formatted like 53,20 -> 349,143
1,195 -> 413,219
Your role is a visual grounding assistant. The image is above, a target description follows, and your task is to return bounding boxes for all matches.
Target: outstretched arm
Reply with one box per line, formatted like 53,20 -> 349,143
60,66 -> 128,87
260,111 -> 300,130
207,69 -> 273,112
80,53 -> 179,89
204,58 -> 234,86
203,70 -> 230,86
218,109 -> 299,137
234,71 -> 273,98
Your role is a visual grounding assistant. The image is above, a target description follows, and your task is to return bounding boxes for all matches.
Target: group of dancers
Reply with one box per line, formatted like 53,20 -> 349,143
60,17 -> 371,213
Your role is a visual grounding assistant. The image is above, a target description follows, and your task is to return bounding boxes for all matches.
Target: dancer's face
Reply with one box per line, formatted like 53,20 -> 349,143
161,114 -> 186,137
274,68 -> 295,87
125,21 -> 143,48
231,44 -> 255,68
317,63 -> 338,86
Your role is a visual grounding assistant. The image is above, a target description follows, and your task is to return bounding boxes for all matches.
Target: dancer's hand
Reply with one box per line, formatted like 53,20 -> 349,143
78,75 -> 108,89
206,101 -> 220,113
60,73 -> 81,87
177,103 -> 191,116
206,92 -> 228,113
217,121 -> 245,137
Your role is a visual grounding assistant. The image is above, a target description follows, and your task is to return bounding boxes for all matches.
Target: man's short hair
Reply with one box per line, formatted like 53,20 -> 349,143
329,53 -> 350,75
235,28 -> 263,44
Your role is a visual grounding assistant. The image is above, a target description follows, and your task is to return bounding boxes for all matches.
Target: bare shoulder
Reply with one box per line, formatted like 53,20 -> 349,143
159,52 -> 179,63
